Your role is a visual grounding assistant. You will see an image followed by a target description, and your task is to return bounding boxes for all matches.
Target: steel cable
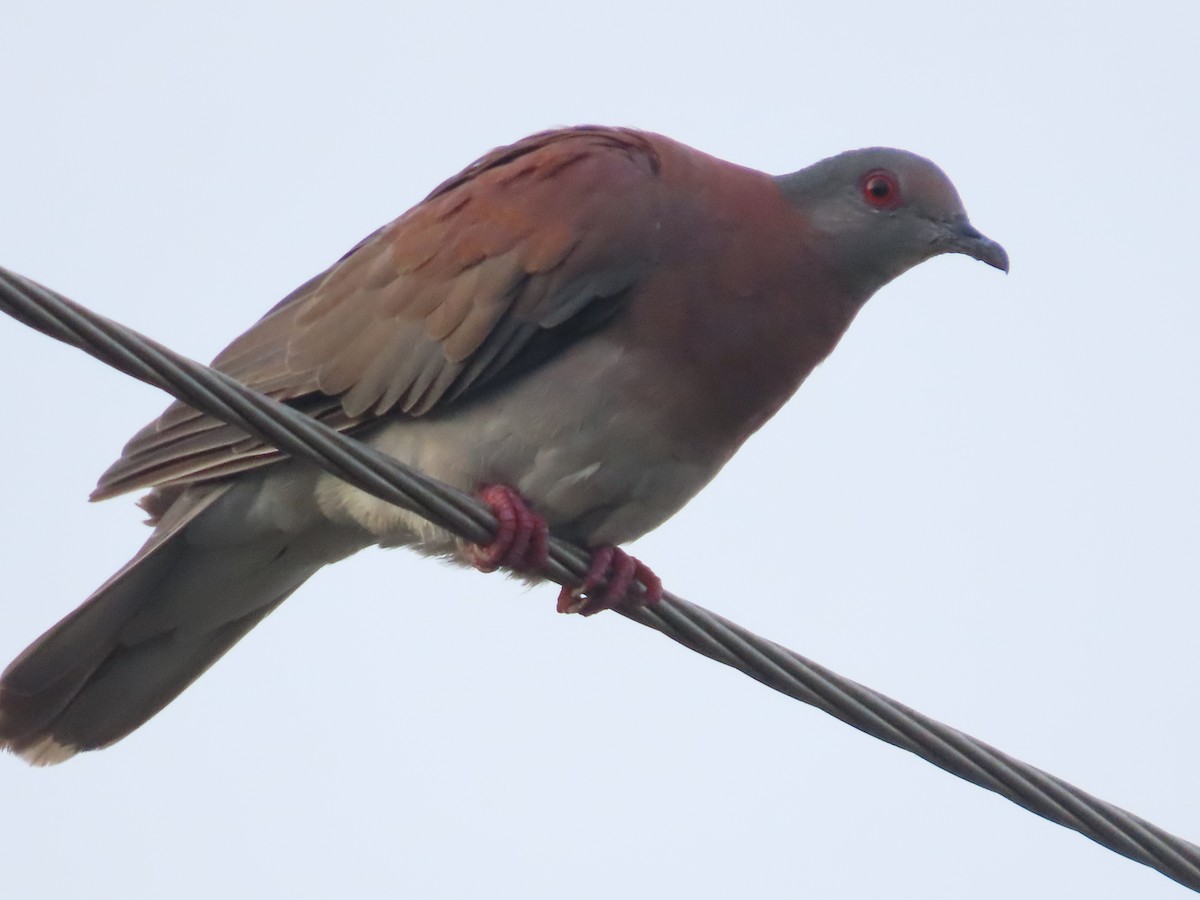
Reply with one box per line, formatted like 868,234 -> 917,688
1,264 -> 1197,891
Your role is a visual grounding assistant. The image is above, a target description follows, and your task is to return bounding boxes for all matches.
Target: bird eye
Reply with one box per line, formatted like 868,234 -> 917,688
862,170 -> 901,209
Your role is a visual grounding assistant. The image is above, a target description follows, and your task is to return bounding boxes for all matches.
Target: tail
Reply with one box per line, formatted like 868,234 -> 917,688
0,480 -> 365,765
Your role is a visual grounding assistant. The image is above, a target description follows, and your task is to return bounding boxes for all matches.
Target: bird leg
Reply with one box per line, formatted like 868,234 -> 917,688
557,546 -> 664,616
470,484 -> 550,573
469,485 -> 663,616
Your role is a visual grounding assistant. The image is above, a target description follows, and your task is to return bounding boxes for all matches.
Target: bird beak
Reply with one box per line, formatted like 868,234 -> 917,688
937,216 -> 1009,273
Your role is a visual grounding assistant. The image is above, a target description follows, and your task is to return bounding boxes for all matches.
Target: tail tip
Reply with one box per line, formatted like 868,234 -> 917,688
16,735 -> 80,766
0,703 -> 82,767
1,732 -> 81,766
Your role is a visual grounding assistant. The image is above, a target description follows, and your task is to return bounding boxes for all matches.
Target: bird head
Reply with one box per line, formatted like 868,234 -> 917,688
777,147 -> 1008,297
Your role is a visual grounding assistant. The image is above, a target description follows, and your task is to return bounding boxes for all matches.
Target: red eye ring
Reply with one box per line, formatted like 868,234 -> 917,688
862,170 -> 902,209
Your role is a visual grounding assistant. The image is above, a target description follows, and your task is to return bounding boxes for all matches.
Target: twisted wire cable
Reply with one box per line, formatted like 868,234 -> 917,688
1,265 -> 1197,892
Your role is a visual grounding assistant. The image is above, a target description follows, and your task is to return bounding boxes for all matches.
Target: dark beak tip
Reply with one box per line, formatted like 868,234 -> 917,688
985,245 -> 1010,274
947,219 -> 1009,274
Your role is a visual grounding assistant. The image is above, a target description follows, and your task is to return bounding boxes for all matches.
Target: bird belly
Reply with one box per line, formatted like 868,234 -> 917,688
312,338 -> 723,555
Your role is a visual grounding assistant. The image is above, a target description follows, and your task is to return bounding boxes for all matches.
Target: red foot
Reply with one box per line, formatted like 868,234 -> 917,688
557,546 -> 664,616
470,485 -> 550,574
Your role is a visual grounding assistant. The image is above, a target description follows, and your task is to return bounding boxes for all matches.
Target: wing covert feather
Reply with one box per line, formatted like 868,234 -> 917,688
93,127 -> 664,501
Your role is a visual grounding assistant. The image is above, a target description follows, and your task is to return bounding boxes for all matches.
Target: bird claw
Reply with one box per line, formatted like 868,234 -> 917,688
557,546 -> 664,616
469,486 -> 662,615
470,485 -> 549,574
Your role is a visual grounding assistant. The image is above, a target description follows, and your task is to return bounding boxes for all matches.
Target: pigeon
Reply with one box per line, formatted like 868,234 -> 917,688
0,125 -> 1007,764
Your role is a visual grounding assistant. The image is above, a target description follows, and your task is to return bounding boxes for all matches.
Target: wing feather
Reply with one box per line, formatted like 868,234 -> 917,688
92,127 -> 663,501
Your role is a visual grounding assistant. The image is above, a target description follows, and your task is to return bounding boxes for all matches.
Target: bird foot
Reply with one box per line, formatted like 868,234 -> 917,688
557,546 -> 664,616
470,485 -> 550,574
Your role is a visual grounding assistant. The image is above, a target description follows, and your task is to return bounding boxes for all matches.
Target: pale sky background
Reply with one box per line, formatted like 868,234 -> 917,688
2,2 -> 1198,897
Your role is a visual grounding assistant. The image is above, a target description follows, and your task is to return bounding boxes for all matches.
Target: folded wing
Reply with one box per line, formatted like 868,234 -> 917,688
93,127 -> 664,502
